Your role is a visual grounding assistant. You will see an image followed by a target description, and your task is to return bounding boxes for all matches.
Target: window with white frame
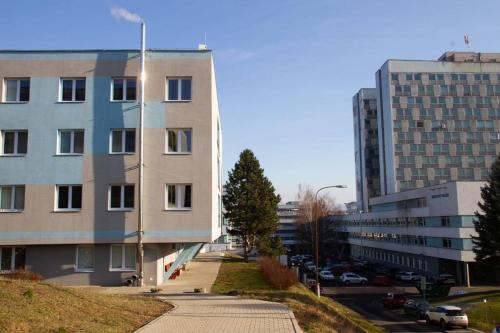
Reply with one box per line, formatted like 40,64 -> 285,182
58,130 -> 84,155
166,128 -> 192,153
109,185 -> 134,210
60,78 -> 86,102
75,245 -> 94,272
111,78 -> 136,101
110,244 -> 136,271
166,77 -> 192,101
3,78 -> 30,102
1,130 -> 28,155
0,185 -> 25,211
166,184 -> 192,210
110,129 -> 135,154
56,185 -> 82,211
0,247 -> 25,271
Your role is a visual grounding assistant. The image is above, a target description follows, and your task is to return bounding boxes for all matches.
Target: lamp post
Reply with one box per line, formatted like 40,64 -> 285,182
314,185 -> 347,297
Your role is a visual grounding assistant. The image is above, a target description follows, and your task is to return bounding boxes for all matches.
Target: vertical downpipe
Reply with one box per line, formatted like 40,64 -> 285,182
138,22 -> 146,286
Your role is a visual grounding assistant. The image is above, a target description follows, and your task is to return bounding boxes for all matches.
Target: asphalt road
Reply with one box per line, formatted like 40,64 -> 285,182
322,285 -> 476,333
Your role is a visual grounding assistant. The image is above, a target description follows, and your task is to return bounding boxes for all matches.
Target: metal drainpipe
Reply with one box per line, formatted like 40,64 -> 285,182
138,22 -> 146,287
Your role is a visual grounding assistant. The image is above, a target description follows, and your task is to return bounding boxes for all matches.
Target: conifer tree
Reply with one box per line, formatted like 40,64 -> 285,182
473,153 -> 500,280
223,149 -> 281,260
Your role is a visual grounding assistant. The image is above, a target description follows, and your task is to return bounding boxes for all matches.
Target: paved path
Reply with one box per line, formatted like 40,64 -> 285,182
135,252 -> 302,333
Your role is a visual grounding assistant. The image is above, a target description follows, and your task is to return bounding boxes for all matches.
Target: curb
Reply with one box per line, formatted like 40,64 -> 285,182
134,300 -> 177,333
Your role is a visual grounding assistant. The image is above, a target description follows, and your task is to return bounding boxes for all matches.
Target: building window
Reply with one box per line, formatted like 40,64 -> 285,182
166,78 -> 192,101
109,185 -> 134,210
76,245 -> 94,272
60,78 -> 86,102
166,184 -> 192,210
166,129 -> 192,153
0,185 -> 25,212
442,238 -> 452,248
58,130 -> 84,155
0,247 -> 25,271
56,185 -> 82,211
440,216 -> 450,227
111,78 -> 136,101
3,78 -> 30,102
110,244 -> 136,271
110,129 -> 135,154
1,130 -> 28,155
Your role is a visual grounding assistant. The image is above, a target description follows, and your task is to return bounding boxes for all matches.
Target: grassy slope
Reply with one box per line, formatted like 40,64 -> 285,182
433,291 -> 500,332
0,277 -> 171,333
212,256 -> 384,333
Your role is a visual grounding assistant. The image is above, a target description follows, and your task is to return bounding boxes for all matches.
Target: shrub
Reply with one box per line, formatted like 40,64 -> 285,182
5,270 -> 43,281
259,257 -> 298,290
23,289 -> 34,299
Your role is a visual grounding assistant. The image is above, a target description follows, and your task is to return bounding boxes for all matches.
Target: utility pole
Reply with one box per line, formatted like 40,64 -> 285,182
138,21 -> 146,286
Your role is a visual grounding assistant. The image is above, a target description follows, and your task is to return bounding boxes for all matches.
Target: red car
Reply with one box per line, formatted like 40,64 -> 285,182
382,293 -> 406,308
374,275 -> 391,286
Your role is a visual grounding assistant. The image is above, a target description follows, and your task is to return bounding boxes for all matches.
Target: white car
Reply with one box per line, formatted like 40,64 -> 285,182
425,305 -> 468,329
340,272 -> 367,285
319,270 -> 335,281
400,272 -> 421,281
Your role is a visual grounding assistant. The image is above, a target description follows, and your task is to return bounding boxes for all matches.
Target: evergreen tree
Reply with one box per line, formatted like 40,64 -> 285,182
473,153 -> 500,280
223,149 -> 281,260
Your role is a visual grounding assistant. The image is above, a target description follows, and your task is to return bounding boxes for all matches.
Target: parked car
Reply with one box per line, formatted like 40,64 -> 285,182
319,270 -> 335,281
382,293 -> 406,308
340,272 -> 368,285
394,270 -> 407,279
373,274 -> 391,286
403,299 -> 430,319
400,272 -> 421,282
425,305 -> 468,329
493,324 -> 500,333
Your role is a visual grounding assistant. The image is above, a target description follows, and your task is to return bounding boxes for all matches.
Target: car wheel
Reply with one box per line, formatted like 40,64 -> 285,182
361,280 -> 367,285
425,316 -> 431,324
462,325 -> 468,329
344,281 -> 350,286
440,319 -> 447,330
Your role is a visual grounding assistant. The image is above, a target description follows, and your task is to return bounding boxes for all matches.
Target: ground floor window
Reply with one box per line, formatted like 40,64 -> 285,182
0,247 -> 25,271
76,245 -> 94,272
110,244 -> 136,271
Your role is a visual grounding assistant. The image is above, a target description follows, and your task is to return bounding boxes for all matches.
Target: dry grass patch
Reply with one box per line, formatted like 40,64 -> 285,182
0,277 -> 171,333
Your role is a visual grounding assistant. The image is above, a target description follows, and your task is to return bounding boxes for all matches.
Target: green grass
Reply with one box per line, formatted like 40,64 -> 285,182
0,277 -> 171,333
212,255 -> 385,333
432,291 -> 500,332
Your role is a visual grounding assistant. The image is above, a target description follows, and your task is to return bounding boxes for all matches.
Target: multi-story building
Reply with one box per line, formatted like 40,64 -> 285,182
275,201 -> 301,251
0,48 -> 222,286
353,88 -> 380,211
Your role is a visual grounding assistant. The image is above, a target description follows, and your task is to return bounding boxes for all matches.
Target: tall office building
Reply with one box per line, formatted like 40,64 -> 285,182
353,88 -> 380,212
0,48 -> 222,285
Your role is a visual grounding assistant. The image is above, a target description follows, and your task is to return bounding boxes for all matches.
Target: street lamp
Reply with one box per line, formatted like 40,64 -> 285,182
314,185 -> 347,297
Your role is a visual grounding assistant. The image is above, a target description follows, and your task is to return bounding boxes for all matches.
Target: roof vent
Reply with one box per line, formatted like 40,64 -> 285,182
198,43 -> 207,50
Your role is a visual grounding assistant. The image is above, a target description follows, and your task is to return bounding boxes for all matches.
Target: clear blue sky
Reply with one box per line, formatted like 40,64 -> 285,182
2,0 -> 500,205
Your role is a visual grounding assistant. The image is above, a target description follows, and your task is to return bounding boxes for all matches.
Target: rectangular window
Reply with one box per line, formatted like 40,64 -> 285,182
0,247 -> 25,271
3,79 -> 30,102
111,78 -> 136,101
56,185 -> 82,211
110,129 -> 135,154
1,130 -> 28,155
441,216 -> 450,227
166,129 -> 192,153
0,185 -> 25,211
110,244 -> 136,271
60,78 -> 86,102
166,78 -> 192,101
76,245 -> 94,272
58,130 -> 84,155
442,238 -> 452,248
108,185 -> 134,210
166,184 -> 192,210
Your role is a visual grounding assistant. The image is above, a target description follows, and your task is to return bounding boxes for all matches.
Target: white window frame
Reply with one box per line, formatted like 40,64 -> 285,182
59,78 -> 86,102
3,78 -> 30,103
165,77 -> 192,101
108,184 -> 135,211
0,185 -> 25,212
1,130 -> 28,156
165,128 -> 192,154
165,184 -> 192,210
109,129 -> 135,154
0,247 -> 25,272
57,129 -> 84,155
109,244 -> 136,271
110,77 -> 137,102
75,245 -> 95,272
55,185 -> 82,212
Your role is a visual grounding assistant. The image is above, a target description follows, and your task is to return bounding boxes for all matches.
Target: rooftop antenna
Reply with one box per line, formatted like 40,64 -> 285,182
198,32 -> 208,50
464,34 -> 471,50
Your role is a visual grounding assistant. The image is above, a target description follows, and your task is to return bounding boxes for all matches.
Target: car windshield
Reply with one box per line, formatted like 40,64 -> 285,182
445,310 -> 464,316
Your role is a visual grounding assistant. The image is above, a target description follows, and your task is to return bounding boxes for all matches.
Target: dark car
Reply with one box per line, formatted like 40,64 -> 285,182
382,293 -> 406,308
403,299 -> 430,319
373,274 -> 391,286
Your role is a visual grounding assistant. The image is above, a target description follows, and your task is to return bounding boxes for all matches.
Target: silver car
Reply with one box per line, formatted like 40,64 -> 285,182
425,305 -> 468,329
